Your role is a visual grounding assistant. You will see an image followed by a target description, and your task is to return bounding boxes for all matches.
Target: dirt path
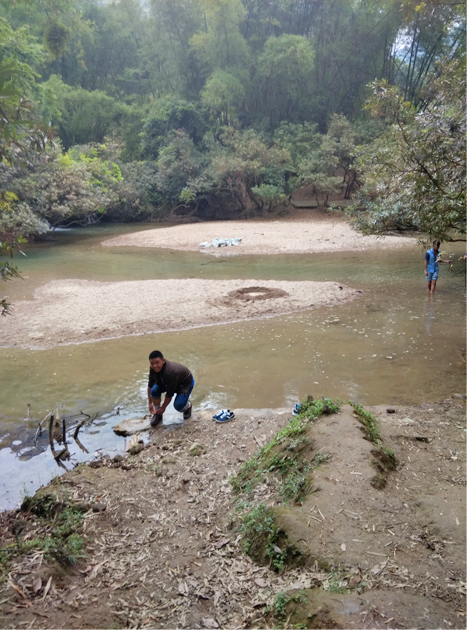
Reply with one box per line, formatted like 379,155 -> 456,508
0,397 -> 465,629
0,279 -> 359,349
103,218 -> 416,256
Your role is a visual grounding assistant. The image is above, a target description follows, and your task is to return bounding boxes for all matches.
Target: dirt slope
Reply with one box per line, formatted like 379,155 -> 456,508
0,398 -> 465,629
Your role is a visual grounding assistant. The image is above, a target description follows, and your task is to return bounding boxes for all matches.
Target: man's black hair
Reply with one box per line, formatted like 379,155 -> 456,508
149,350 -> 164,360
433,239 -> 441,248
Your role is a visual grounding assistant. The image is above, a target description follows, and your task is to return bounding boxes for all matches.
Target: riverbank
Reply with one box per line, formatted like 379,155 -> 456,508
0,396 -> 465,629
103,217 -> 416,255
0,279 -> 359,349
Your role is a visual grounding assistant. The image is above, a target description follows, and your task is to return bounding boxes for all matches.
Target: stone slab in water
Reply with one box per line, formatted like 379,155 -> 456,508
113,416 -> 151,436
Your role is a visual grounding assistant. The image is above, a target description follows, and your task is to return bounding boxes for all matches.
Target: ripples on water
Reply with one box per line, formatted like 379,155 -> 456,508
0,224 -> 465,509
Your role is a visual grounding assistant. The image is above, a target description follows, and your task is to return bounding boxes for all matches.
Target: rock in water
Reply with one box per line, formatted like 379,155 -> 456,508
113,416 -> 151,436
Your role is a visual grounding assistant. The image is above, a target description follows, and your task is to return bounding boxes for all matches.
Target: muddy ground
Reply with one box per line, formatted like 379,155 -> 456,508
0,396 -> 465,629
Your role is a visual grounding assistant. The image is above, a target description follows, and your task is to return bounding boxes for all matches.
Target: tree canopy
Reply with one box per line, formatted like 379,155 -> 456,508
0,0 -> 464,239
352,54 -> 466,241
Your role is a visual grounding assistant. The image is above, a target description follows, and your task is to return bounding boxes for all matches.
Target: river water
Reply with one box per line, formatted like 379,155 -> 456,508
0,224 -> 466,509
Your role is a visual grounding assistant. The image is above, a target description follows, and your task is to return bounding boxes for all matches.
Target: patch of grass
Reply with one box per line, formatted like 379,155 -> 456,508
241,504 -> 303,572
230,396 -> 340,501
4,493 -> 87,567
350,402 -> 399,490
370,473 -> 387,489
349,402 -> 382,444
269,590 -> 308,620
323,571 -> 350,594
230,455 -> 265,494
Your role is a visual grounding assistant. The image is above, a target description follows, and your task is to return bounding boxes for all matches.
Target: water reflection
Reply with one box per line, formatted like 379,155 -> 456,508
424,297 -> 437,336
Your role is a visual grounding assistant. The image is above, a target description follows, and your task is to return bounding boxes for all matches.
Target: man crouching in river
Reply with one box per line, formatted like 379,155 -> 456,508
148,350 -> 194,426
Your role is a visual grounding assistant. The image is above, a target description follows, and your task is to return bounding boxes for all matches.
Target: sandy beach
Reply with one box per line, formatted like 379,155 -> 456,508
103,218 -> 416,255
1,278 -> 360,349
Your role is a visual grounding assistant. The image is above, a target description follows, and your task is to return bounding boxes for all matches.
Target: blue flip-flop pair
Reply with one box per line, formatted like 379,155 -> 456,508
292,403 -> 302,416
213,409 -> 235,423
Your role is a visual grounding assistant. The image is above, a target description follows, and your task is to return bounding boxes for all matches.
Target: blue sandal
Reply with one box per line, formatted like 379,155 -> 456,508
292,403 -> 302,416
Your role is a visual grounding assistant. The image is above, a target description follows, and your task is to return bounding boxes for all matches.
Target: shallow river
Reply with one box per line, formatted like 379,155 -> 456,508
0,224 -> 466,509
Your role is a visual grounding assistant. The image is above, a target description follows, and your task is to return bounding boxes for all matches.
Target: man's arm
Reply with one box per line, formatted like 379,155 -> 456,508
424,255 -> 428,276
148,387 -> 173,414
157,395 -> 173,414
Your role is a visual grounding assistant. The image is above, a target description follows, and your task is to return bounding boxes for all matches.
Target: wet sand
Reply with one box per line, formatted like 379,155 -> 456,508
1,279 -> 360,349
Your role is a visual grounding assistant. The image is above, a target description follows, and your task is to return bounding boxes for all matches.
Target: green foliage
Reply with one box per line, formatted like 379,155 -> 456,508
0,201 -> 26,315
0,493 -> 87,569
201,69 -> 245,126
323,570 -> 350,594
189,0 -> 249,73
0,0 -> 465,228
44,22 -> 70,58
349,401 -> 382,444
350,401 -> 398,490
256,34 -> 315,127
271,590 -> 307,620
38,76 -> 128,149
351,55 -> 466,241
141,98 -> 209,160
230,396 -> 338,502
241,503 -> 301,571
0,144 -> 125,231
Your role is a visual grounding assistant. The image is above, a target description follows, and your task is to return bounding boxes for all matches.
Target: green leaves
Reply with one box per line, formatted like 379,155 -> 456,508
351,56 -> 467,241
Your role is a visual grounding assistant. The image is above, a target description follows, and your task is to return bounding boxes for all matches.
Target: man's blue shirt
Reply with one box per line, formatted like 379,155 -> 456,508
425,248 -> 439,273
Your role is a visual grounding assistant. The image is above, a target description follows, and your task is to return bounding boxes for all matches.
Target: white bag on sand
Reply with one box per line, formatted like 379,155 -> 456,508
201,237 -> 242,248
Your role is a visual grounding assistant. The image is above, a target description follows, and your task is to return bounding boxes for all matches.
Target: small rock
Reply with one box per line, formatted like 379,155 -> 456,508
452,393 -> 467,400
348,575 -> 362,588
386,356 -> 393,360
88,460 -> 104,469
386,408 -> 396,413
202,618 -> 219,629
92,503 -> 107,513
127,442 -> 144,456
113,454 -> 124,463
189,443 -> 206,456
161,455 -> 177,465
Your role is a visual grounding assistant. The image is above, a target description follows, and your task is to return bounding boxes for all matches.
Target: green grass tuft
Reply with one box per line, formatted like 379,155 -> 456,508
241,504 -> 303,572
230,396 -> 339,502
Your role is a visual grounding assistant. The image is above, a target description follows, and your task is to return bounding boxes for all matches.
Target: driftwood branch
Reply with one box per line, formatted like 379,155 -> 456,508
34,411 -> 53,446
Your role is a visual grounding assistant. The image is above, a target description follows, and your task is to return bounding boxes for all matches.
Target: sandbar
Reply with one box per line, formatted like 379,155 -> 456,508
1,278 -> 360,349
103,218 -> 415,255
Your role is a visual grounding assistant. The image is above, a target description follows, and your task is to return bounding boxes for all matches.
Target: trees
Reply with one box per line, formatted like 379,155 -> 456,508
201,69 -> 245,126
141,98 -> 209,160
352,55 -> 466,241
254,35 -> 315,128
37,76 -> 128,150
162,127 -> 291,218
0,145 -> 124,232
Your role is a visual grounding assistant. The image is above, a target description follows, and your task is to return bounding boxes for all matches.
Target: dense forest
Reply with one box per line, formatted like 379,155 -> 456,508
0,0 -> 466,245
